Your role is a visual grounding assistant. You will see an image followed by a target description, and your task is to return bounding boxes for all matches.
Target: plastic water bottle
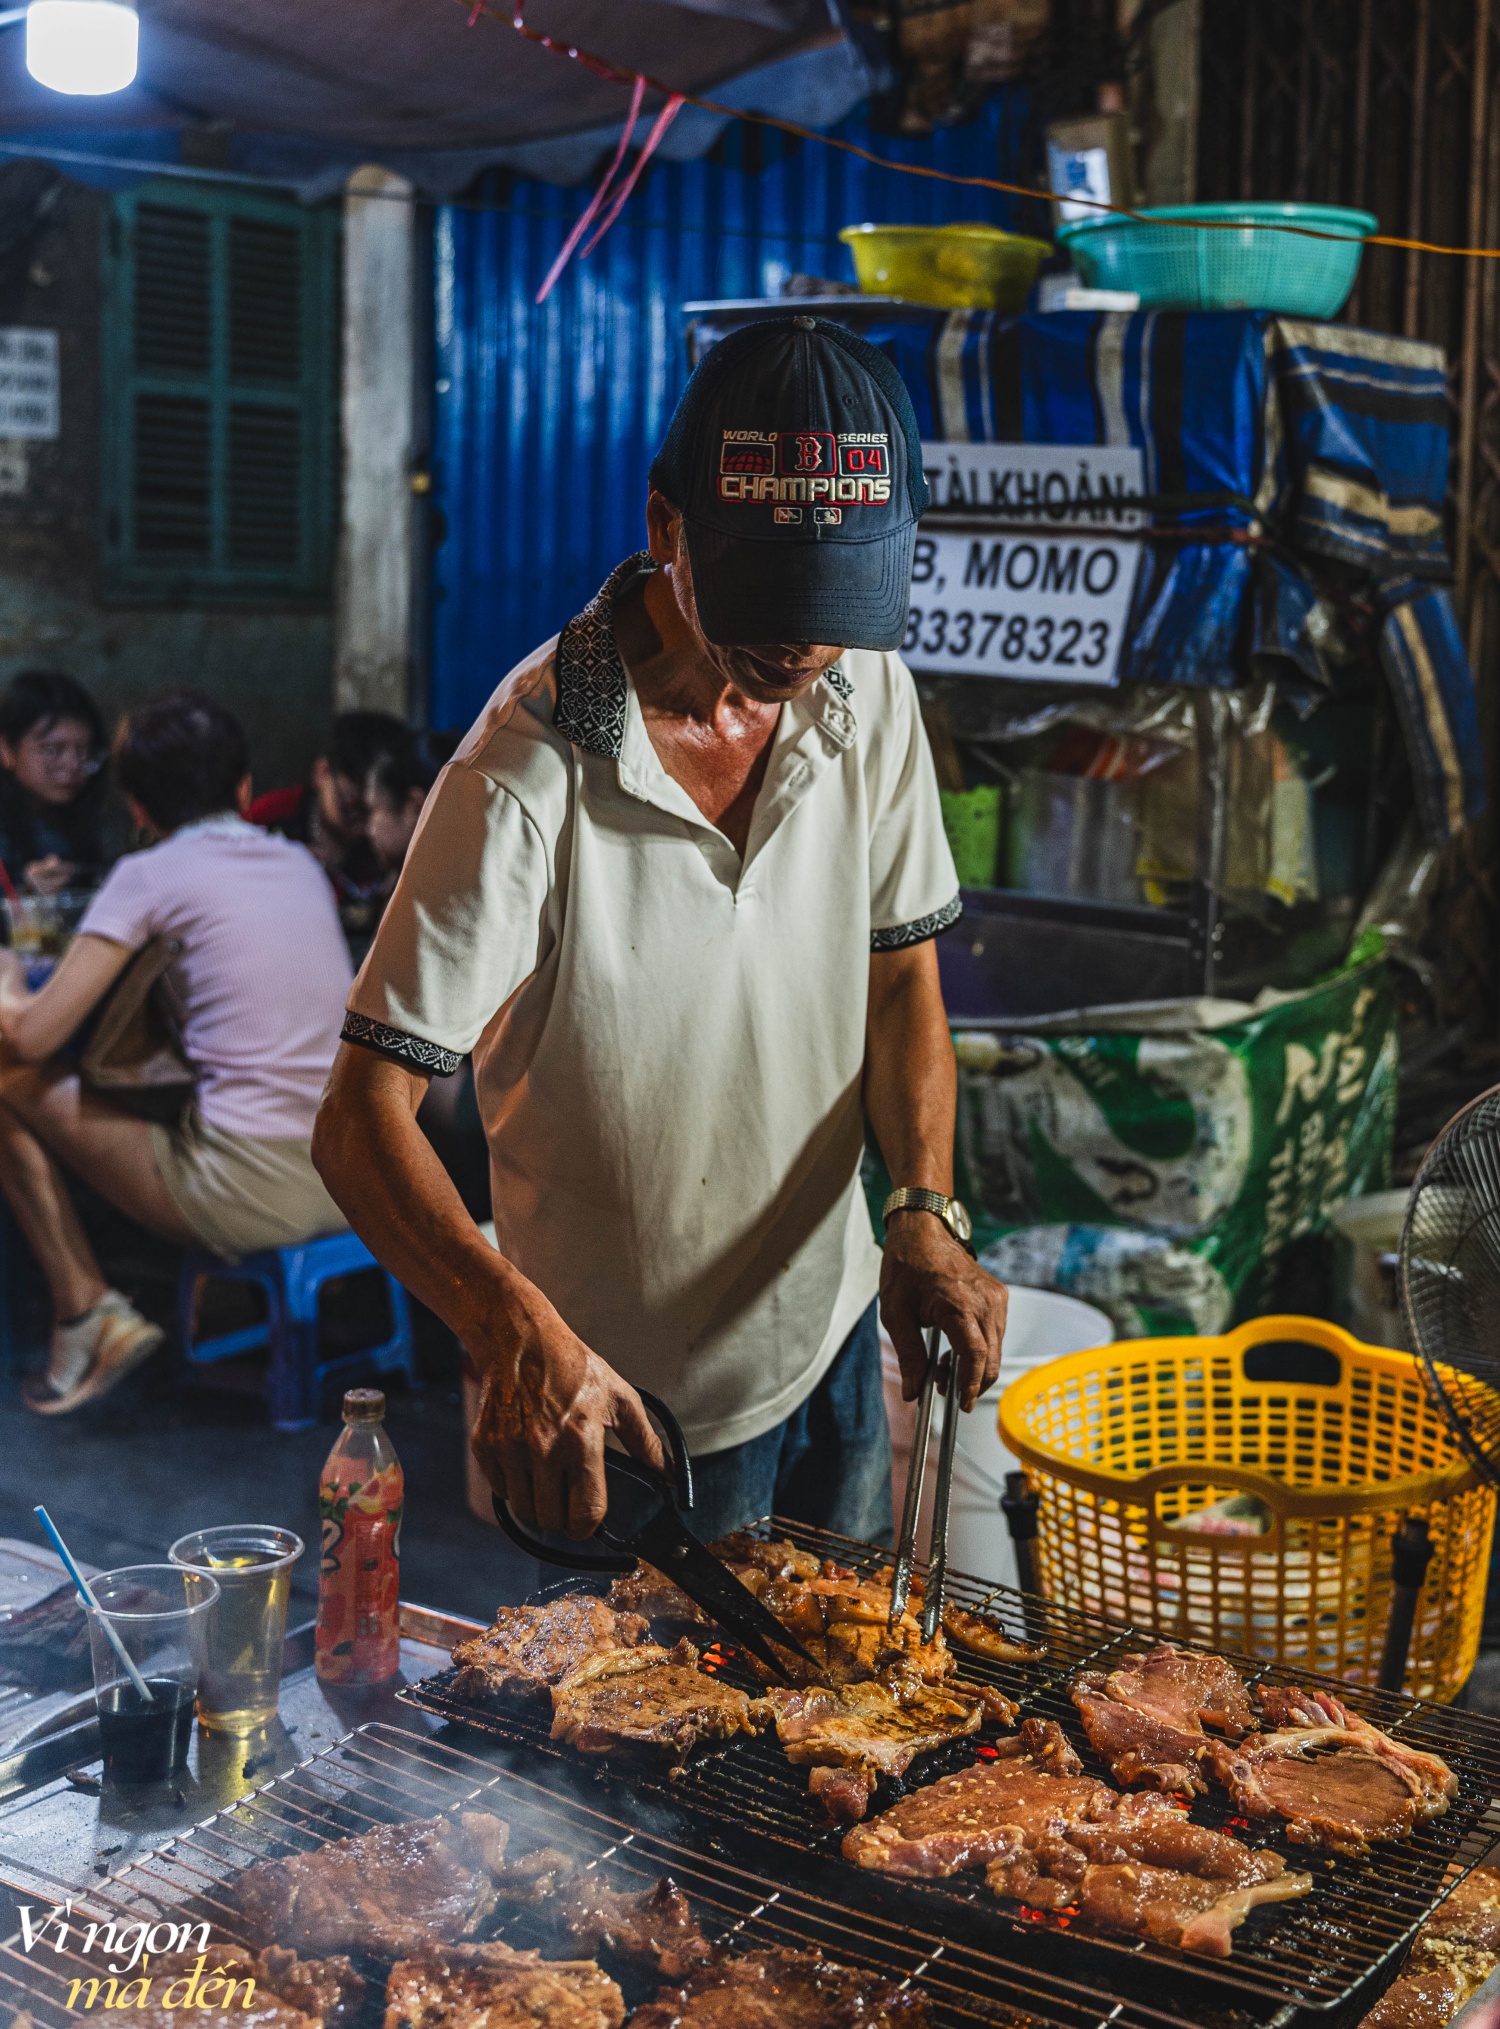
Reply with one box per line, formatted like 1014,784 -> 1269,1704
315,1388 -> 403,1685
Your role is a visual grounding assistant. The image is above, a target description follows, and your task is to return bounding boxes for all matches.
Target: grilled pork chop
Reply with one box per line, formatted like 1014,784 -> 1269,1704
1359,1866 -> 1500,2028
450,1598 -> 651,1709
629,1947 -> 931,2028
1209,1685 -> 1457,1857
844,1720 -> 1106,1876
1426,1864 -> 1500,1951
550,1639 -> 769,1764
384,1943 -> 624,2029
605,1564 -> 713,1627
808,1765 -> 876,1824
490,1847 -> 576,1907
988,1790 -> 1311,1958
847,1719 -> 1310,1957
940,1603 -> 1047,1665
559,1876 -> 713,1977
1071,1646 -> 1253,1794
255,1951 -> 365,2028
236,1812 -> 509,1956
710,1533 -> 825,1588
748,1573 -> 954,1689
1107,1644 -> 1254,1736
768,1677 -> 984,1811
113,1950 -> 363,2029
716,1539 -> 1044,1700
1361,1949 -> 1497,2029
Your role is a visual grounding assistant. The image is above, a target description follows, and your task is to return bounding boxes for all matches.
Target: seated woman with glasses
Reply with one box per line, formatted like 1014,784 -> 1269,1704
0,671 -> 107,898
0,691 -> 354,1417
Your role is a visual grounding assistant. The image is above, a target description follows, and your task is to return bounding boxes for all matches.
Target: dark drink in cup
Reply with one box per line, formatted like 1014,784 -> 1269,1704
97,1678 -> 195,1783
85,1564 -> 218,1785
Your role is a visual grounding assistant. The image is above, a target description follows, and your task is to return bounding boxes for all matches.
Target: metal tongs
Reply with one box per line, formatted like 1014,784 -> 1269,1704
888,1327 -> 963,1646
492,1388 -> 818,1683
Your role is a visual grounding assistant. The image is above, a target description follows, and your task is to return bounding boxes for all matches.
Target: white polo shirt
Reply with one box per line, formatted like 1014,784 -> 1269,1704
344,554 -> 959,1454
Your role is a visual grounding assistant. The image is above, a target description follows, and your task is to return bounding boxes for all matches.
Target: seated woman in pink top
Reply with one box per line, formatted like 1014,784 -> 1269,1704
0,692 -> 354,1417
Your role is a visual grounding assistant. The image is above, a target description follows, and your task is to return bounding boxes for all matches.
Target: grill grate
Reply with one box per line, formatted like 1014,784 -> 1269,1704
0,1723 -> 1239,2029
399,1516 -> 1500,2019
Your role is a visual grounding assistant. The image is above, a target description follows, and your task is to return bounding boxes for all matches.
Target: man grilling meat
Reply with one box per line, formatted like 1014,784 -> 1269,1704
313,317 -> 1007,1542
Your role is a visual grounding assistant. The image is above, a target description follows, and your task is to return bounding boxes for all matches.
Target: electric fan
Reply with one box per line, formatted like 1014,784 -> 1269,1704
1383,1084 -> 1500,1690
1400,1084 -> 1500,1480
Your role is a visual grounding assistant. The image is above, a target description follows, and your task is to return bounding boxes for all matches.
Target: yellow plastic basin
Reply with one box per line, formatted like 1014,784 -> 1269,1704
839,222 -> 1051,311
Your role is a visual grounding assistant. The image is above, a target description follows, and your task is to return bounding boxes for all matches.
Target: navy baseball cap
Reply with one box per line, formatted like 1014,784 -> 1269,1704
649,315 -> 929,651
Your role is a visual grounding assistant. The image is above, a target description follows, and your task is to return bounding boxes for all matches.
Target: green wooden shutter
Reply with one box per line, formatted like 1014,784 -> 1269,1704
102,181 -> 337,602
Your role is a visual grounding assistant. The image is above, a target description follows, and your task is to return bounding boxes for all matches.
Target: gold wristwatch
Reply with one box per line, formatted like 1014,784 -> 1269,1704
882,1186 -> 974,1254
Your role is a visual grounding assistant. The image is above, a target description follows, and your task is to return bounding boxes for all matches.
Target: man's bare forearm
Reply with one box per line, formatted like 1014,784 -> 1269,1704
312,1041 -> 662,1532
312,1043 -> 537,1360
864,940 -> 1004,1407
863,941 -> 956,1193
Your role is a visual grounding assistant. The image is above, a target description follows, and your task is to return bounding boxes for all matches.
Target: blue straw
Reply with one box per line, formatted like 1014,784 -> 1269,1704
34,1504 -> 154,1704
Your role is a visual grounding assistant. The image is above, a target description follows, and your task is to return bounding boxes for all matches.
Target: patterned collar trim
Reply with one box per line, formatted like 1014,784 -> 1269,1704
554,552 -> 656,759
555,553 -> 859,760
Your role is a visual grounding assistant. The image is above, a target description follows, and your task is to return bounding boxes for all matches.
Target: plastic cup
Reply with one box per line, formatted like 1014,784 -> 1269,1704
2,889 -> 91,958
88,1564 -> 219,1783
169,1525 -> 303,1734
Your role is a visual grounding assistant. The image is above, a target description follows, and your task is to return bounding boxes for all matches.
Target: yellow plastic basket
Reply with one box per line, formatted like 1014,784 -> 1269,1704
997,1316 -> 1496,1703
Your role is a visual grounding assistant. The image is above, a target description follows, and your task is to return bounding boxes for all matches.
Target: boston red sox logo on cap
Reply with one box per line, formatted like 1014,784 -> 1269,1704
717,429 -> 893,523
649,315 -> 929,651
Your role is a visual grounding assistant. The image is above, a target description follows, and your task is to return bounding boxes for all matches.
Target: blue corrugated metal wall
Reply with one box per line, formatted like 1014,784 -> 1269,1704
429,92 -> 1037,728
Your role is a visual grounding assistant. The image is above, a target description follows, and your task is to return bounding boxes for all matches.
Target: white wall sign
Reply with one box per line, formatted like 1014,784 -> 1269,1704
0,328 -> 60,440
908,443 -> 1146,687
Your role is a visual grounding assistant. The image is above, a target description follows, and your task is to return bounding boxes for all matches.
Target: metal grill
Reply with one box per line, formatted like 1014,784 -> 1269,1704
400,1518 -> 1500,2020
0,1721 -> 1230,2029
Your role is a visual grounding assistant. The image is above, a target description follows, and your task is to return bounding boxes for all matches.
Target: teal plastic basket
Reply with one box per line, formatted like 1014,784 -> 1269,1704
1056,203 -> 1377,317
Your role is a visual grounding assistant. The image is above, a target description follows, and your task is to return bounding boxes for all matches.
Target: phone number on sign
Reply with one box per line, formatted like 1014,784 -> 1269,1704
903,605 -> 1112,668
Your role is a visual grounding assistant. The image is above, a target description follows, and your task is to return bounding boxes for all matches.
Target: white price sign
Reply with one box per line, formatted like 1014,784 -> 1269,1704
921,441 -> 1145,527
904,528 -> 1140,685
0,328 -> 59,441
907,442 -> 1144,686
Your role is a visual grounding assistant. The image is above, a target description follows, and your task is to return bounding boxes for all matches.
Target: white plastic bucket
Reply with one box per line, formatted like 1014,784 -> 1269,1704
1328,1189 -> 1409,1351
883,1283 -> 1114,1592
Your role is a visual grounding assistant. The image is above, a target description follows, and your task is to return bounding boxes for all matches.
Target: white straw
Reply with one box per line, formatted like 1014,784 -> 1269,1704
34,1505 -> 155,1705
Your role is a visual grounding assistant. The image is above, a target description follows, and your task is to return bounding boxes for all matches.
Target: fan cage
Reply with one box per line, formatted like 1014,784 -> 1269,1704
1401,1085 -> 1500,1485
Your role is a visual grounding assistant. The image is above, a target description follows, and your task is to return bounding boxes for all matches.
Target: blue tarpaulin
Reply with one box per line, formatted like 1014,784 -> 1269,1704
691,303 -> 1483,842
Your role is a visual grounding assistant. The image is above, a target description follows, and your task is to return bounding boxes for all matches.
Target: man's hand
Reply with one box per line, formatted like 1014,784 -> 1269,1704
468,1292 -> 666,1538
881,1211 -> 1007,1411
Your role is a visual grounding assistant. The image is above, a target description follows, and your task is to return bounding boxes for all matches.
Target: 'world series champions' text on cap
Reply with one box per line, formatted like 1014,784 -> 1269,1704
649,315 -> 931,651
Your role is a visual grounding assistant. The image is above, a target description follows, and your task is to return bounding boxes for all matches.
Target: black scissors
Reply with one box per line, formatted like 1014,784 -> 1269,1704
492,1389 -> 819,1683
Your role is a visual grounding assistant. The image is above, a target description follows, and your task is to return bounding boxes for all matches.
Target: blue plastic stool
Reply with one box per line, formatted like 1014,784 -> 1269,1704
178,1231 -> 416,1432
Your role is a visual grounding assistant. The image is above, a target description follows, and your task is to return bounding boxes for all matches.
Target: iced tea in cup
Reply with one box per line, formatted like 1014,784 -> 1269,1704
169,1524 -> 303,1733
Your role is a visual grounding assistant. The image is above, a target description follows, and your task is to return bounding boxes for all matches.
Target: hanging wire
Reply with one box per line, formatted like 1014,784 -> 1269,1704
464,0 -> 1500,265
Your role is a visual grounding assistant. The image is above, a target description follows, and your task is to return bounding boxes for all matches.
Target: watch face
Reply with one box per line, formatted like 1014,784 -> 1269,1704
946,1200 -> 973,1244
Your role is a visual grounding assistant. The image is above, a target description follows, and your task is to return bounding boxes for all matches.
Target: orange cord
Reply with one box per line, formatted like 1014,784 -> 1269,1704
464,0 -> 1500,263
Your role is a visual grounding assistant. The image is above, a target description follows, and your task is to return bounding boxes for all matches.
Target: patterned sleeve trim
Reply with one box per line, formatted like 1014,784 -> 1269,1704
870,894 -> 963,952
341,1011 -> 463,1077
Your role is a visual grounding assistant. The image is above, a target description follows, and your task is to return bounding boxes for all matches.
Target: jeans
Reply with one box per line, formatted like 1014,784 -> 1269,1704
687,1302 -> 893,1547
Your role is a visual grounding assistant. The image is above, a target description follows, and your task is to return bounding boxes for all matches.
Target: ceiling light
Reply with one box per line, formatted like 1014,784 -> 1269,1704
26,0 -> 138,95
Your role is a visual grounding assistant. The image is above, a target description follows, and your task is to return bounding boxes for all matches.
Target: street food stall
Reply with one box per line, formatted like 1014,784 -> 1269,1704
4,1524 -> 1500,2029
3,81 -> 1499,2029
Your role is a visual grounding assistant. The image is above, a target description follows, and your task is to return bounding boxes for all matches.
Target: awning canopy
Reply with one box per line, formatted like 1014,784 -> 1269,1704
0,0 -> 869,193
